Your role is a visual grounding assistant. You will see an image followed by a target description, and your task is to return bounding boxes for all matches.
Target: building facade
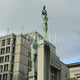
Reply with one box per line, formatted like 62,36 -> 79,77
67,62 -> 80,80
0,31 -> 69,80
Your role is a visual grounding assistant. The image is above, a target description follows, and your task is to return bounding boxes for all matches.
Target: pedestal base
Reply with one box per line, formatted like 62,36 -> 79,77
29,71 -> 37,80
38,40 -> 50,80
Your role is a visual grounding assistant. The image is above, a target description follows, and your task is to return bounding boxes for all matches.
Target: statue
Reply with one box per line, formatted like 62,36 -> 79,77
30,33 -> 37,72
42,5 -> 48,41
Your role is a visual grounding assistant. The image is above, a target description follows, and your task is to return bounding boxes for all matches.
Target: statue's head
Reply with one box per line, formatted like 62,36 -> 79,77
43,5 -> 46,10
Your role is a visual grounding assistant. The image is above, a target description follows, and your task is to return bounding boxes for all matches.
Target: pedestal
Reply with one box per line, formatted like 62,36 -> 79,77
38,40 -> 50,80
29,71 -> 37,80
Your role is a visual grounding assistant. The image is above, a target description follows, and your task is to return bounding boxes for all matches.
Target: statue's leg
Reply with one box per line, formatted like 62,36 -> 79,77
31,54 -> 35,71
34,54 -> 36,63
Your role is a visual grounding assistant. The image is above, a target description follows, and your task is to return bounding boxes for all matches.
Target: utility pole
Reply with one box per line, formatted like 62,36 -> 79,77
7,28 -> 9,34
22,24 -> 24,34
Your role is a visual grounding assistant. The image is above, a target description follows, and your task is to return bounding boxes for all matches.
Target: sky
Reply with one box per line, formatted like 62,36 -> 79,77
0,0 -> 80,64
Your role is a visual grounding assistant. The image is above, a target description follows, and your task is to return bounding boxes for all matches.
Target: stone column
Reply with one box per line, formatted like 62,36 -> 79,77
38,40 -> 50,80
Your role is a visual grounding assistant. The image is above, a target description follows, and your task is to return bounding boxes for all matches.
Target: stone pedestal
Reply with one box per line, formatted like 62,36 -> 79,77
29,71 -> 37,80
38,40 -> 50,80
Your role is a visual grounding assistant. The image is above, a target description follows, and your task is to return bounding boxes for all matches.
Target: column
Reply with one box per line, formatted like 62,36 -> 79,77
38,40 -> 50,80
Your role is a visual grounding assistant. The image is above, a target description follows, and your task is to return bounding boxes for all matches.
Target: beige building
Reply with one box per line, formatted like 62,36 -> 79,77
0,31 -> 69,80
67,62 -> 80,80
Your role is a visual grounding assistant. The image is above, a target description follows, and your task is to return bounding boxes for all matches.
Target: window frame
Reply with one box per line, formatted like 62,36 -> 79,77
3,74 -> 7,80
0,65 -> 3,72
5,55 -> 9,62
6,47 -> 10,53
1,48 -> 5,54
2,40 -> 5,46
7,38 -> 11,45
4,64 -> 8,71
0,56 -> 4,63
0,74 -> 2,80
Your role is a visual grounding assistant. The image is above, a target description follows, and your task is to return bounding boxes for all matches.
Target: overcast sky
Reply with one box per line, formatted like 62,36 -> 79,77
0,0 -> 80,64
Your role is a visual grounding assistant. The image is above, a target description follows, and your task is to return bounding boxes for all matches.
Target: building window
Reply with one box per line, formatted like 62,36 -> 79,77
3,74 -> 7,80
0,65 -> 3,72
0,57 -> 4,63
7,38 -> 10,45
2,40 -> 5,46
53,59 -> 55,64
6,47 -> 10,53
1,48 -> 5,54
58,63 -> 61,67
28,60 -> 32,68
4,64 -> 8,71
77,76 -> 80,79
51,58 -> 53,64
0,74 -> 2,80
28,60 -> 29,67
28,68 -> 31,73
5,55 -> 9,62
27,38 -> 30,42
30,61 -> 32,68
10,74 -> 13,80
11,65 -> 14,72
12,47 -> 15,53
28,52 -> 31,58
12,56 -> 14,62
65,73 -> 67,78
13,39 -> 16,45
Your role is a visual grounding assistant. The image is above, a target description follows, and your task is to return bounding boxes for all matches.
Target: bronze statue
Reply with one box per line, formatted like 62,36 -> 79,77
30,33 -> 37,71
42,6 -> 48,41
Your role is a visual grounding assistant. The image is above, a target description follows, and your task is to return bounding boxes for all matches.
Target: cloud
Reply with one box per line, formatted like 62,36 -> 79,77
59,36 -> 80,64
0,0 -> 80,64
